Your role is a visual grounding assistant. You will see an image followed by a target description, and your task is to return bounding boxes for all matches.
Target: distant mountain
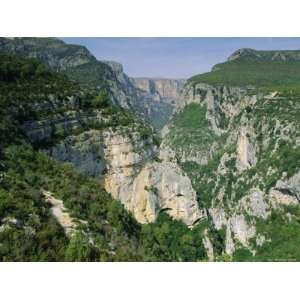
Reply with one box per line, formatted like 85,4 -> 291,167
131,78 -> 185,104
227,48 -> 300,62
0,37 -> 101,72
189,48 -> 300,91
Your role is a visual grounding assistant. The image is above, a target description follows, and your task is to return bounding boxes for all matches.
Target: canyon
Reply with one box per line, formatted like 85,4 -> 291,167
0,38 -> 299,261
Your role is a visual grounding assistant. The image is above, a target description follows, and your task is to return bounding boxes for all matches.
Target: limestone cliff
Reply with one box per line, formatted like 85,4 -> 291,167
130,78 -> 186,130
103,137 -> 204,225
132,78 -> 185,104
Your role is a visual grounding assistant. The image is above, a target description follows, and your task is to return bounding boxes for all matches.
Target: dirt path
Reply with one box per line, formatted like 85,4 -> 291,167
42,190 -> 77,237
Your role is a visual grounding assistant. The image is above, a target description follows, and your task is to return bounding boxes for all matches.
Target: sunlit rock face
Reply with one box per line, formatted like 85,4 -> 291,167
103,132 -> 204,226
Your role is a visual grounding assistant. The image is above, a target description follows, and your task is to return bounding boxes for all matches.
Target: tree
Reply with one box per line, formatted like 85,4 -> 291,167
91,89 -> 110,108
35,64 -> 49,77
65,232 -> 96,261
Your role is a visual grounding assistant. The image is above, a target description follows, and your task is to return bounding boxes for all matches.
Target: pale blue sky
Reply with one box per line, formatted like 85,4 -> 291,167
62,38 -> 300,79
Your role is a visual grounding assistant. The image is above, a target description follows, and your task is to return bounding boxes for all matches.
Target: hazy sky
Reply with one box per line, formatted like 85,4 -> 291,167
62,38 -> 300,79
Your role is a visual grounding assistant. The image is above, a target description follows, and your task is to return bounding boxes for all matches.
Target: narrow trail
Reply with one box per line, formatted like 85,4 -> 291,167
42,190 -> 77,237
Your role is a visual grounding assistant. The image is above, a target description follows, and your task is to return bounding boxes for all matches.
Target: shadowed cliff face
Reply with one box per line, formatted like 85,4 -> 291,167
130,78 -> 186,130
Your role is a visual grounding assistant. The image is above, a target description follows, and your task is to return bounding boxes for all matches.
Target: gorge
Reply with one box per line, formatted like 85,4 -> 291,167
0,38 -> 299,261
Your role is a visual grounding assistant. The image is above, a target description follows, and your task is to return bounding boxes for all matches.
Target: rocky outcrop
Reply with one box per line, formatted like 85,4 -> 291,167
239,189 -> 270,219
209,205 -> 258,255
270,171 -> 300,206
236,128 -> 257,170
270,189 -> 298,206
22,110 -> 105,143
203,229 -> 214,261
103,132 -> 204,226
275,171 -> 300,202
229,214 -> 256,248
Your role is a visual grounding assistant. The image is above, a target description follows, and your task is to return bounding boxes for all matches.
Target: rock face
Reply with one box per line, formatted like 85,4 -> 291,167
130,78 -> 186,130
132,78 -> 186,105
240,189 -> 269,219
275,171 -> 300,202
229,214 -> 256,248
102,131 -> 204,226
236,128 -> 257,170
270,171 -> 300,206
49,130 -> 107,177
203,229 -> 214,261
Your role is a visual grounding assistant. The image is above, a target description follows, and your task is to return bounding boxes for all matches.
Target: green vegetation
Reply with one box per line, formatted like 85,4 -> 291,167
165,103 -> 225,159
91,89 -> 110,108
141,213 -> 207,261
189,51 -> 300,92
64,61 -> 114,90
253,90 -> 300,128
182,158 -> 219,208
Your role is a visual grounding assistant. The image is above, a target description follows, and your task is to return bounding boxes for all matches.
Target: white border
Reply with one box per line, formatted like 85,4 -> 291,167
1,0 -> 300,36
0,262 -> 299,300
1,0 -> 300,299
